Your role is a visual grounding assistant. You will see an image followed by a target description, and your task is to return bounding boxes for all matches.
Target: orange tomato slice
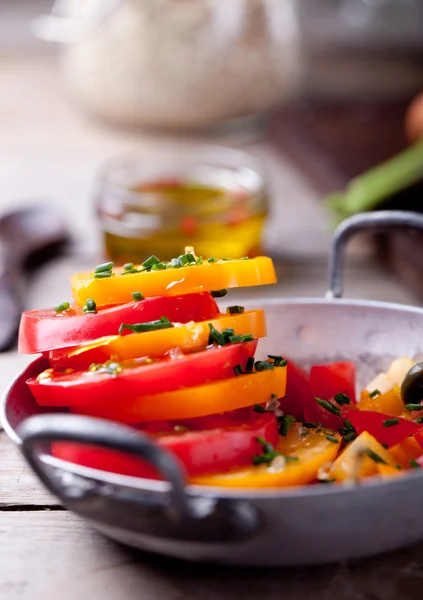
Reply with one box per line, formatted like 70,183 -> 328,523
190,424 -> 340,488
72,366 -> 287,422
50,310 -> 266,370
71,257 -> 276,307
330,431 -> 398,482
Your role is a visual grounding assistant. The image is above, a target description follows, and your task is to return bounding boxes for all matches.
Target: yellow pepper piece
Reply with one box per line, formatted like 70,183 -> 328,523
358,385 -> 405,416
389,437 -> 423,468
64,310 -> 266,367
365,357 -> 415,396
71,257 -> 277,307
190,424 -> 340,488
73,367 -> 287,422
330,431 -> 398,482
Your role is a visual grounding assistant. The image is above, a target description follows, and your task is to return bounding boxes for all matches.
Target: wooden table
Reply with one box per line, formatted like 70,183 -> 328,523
1,6 -> 423,596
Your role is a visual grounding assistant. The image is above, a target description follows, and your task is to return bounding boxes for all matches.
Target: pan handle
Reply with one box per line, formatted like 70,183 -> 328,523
327,210 -> 423,299
17,414 -> 191,520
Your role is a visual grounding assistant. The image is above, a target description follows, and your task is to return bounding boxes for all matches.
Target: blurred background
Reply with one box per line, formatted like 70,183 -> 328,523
1,0 -> 423,375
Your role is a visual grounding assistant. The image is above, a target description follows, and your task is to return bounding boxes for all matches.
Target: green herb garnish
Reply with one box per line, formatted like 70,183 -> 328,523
267,355 -> 288,367
94,262 -> 113,274
255,361 -> 274,372
54,301 -> 70,313
252,437 -> 281,465
233,364 -> 243,377
315,398 -> 342,417
279,415 -> 296,437
302,422 -> 319,429
123,263 -> 134,271
229,334 -> 254,344
207,257 -> 217,263
365,449 -> 387,465
94,271 -> 113,279
410,459 -> 421,469
119,316 -> 173,334
246,357 -> 255,372
383,418 -> 399,427
142,255 -> 160,269
82,298 -> 97,314
369,389 -> 381,399
211,289 -> 228,298
226,306 -> 245,315
406,403 -> 423,412
326,435 -> 339,444
131,292 -> 144,301
414,416 -> 423,424
334,393 -> 351,405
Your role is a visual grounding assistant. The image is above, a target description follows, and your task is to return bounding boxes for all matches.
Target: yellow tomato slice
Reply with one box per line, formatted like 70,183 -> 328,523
61,310 -> 266,368
190,424 -> 340,488
71,257 -> 276,307
358,385 -> 405,416
389,437 -> 423,468
330,431 -> 398,482
72,366 -> 287,422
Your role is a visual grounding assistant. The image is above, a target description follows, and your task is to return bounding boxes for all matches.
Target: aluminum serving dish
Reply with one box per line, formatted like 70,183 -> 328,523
3,211 -> 423,567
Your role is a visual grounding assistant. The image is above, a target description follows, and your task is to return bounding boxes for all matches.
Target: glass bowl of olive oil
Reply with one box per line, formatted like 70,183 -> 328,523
95,146 -> 268,263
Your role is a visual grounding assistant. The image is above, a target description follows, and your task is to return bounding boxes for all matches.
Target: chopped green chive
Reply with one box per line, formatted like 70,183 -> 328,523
94,271 -> 112,279
207,257 -> 217,263
54,301 -> 70,313
253,436 -> 281,465
142,255 -> 160,269
240,256 -> 249,260
233,364 -> 243,376
119,316 -> 173,334
302,422 -> 319,429
334,393 -> 351,405
211,289 -> 228,298
395,465 -> 403,470
343,432 -> 357,443
381,443 -> 389,449
285,456 -> 299,462
83,298 -> 97,314
151,261 -> 167,271
369,389 -> 381,399
315,398 -> 342,417
226,305 -> 245,315
410,459 -> 421,469
94,262 -> 113,274
406,403 -> 423,412
255,361 -> 274,372
253,405 -> 266,413
326,435 -> 339,444
271,393 -> 278,399
318,478 -> 336,484
414,416 -> 423,424
246,356 -> 255,372
383,418 -> 399,427
221,258 -> 232,261
229,334 -> 254,344
365,449 -> 387,465
131,292 -> 144,301
267,355 -> 288,367
279,415 -> 296,437
123,263 -> 134,271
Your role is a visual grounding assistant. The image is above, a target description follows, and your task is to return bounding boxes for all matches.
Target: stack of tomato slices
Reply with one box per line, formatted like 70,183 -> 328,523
18,252 -> 423,487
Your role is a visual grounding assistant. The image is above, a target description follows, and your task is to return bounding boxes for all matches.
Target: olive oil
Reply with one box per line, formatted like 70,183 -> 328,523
100,178 -> 267,263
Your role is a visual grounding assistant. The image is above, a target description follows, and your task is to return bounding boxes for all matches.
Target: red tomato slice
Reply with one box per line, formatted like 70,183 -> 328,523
52,408 -> 278,478
278,359 -> 311,421
28,340 -> 257,407
19,292 -> 219,354
346,410 -> 422,448
309,361 -> 356,404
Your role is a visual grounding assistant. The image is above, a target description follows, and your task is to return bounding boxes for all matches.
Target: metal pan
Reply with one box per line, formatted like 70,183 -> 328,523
3,210 -> 423,567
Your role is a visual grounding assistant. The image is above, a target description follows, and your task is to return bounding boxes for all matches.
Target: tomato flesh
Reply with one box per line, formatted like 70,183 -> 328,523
309,361 -> 356,404
52,408 -> 278,478
29,340 -> 258,407
19,292 -> 219,354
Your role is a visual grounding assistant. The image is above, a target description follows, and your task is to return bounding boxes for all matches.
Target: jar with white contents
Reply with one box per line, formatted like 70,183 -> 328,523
33,0 -> 303,130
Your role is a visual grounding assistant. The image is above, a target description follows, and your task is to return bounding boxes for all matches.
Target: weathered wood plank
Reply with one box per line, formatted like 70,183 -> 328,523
0,433 -> 54,506
1,510 -> 423,600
